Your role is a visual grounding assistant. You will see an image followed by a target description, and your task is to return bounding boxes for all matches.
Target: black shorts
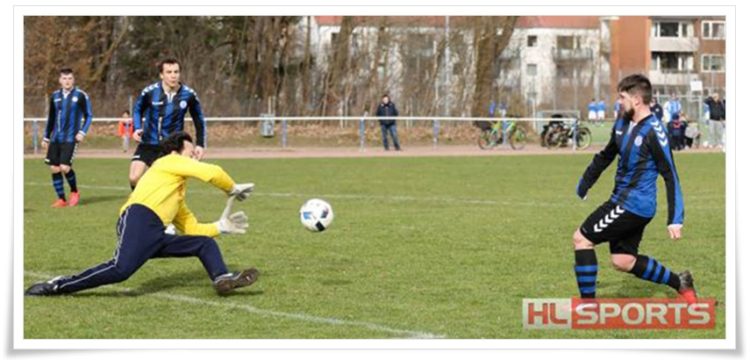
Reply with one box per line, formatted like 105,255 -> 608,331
131,144 -> 163,167
44,142 -> 77,166
579,201 -> 652,256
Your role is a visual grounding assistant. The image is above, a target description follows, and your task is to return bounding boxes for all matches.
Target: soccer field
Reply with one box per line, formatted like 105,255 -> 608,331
22,152 -> 726,339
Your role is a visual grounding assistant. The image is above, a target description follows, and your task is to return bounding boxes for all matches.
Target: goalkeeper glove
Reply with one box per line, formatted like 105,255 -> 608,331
230,182 -> 255,201
214,195 -> 249,234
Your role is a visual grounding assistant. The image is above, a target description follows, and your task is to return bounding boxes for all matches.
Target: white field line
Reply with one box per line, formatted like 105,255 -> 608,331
24,182 -> 566,208
24,271 -> 443,339
24,182 -> 724,209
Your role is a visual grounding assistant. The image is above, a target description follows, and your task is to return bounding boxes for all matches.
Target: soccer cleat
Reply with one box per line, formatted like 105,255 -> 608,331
25,278 -> 61,296
68,192 -> 80,207
213,268 -> 259,295
678,270 -> 698,304
51,199 -> 67,208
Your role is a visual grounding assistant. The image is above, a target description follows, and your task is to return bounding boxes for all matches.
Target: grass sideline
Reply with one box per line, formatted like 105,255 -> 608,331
23,153 -> 725,339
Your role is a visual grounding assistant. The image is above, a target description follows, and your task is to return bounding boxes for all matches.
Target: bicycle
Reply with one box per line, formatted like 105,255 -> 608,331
477,119 -> 527,150
542,119 -> 592,150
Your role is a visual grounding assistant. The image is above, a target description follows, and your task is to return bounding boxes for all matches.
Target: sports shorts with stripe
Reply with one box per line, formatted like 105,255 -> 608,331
579,201 -> 652,256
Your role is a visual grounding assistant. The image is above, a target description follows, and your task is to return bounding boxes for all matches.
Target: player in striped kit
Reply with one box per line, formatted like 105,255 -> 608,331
572,74 -> 697,304
43,68 -> 93,208
129,58 -> 207,190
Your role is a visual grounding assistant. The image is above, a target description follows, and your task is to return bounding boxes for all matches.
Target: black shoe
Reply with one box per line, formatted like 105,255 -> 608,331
213,268 -> 259,295
25,278 -> 61,296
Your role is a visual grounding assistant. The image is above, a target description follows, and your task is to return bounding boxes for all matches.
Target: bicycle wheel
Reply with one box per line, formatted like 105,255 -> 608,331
477,130 -> 495,150
575,127 -> 592,150
509,128 -> 527,150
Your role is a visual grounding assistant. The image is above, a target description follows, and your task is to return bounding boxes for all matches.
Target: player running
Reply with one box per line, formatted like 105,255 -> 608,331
43,68 -> 93,207
25,132 -> 257,296
129,58 -> 207,190
572,74 -> 697,304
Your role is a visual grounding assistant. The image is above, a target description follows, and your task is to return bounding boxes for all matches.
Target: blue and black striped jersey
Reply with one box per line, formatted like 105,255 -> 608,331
44,87 -> 93,143
579,114 -> 685,225
133,82 -> 206,147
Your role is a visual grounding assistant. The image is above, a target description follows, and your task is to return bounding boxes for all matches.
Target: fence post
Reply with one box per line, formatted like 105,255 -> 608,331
572,118 -> 578,151
359,116 -> 365,152
501,118 -> 508,148
432,118 -> 439,149
32,120 -> 39,154
282,118 -> 287,148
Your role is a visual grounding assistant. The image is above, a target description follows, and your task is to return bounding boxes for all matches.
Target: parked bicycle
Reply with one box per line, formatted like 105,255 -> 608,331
540,116 -> 592,150
476,119 -> 527,150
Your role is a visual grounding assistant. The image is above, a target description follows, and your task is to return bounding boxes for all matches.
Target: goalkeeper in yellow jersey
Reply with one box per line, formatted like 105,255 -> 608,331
26,132 -> 257,296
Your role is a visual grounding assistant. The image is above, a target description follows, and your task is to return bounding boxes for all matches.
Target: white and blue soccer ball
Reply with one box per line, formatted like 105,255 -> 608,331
299,199 -> 334,232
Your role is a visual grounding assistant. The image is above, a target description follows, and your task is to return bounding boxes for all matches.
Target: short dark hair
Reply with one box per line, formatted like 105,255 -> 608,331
617,74 -> 652,104
160,131 -> 193,156
122,109 -> 131,116
158,58 -> 181,73
59,68 -> 74,75
382,94 -> 389,99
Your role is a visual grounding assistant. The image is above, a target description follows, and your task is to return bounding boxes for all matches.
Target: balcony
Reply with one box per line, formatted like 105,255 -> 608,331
551,47 -> 593,62
648,69 -> 697,86
649,37 -> 699,52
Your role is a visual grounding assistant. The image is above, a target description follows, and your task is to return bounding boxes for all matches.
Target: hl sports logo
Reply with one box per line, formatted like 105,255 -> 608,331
522,298 -> 715,330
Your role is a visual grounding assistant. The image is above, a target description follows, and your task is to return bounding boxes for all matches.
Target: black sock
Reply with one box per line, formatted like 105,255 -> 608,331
574,249 -> 598,298
64,169 -> 78,193
51,173 -> 65,200
629,255 -> 681,291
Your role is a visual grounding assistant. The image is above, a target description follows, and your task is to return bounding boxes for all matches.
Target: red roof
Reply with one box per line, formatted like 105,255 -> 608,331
314,16 -> 599,29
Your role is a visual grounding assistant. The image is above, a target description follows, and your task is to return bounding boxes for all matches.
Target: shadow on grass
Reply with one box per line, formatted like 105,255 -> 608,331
80,194 -> 123,206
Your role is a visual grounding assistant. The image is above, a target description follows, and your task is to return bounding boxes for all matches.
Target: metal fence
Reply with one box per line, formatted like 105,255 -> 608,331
24,116 -> 591,154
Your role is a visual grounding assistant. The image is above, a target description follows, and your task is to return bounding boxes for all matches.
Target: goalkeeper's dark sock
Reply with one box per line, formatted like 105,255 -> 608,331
51,173 -> 65,200
629,255 -> 681,291
64,169 -> 78,193
574,249 -> 598,298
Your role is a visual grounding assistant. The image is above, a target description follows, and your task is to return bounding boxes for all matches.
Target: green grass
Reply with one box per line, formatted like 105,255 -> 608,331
23,152 -> 726,339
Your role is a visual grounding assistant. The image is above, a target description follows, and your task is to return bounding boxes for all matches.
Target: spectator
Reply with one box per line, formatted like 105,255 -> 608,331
685,119 -> 701,149
668,113 -> 685,151
649,97 -> 664,123
664,93 -> 682,123
587,98 -> 597,123
705,92 -> 726,149
597,99 -> 606,126
376,94 -> 401,151
117,110 -> 134,152
613,100 -> 622,120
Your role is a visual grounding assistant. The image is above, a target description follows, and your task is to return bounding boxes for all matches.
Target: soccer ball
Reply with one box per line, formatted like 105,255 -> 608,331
299,199 -> 334,232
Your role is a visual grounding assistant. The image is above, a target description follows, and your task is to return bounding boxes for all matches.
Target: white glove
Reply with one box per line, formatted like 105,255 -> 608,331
215,196 -> 249,234
229,182 -> 255,201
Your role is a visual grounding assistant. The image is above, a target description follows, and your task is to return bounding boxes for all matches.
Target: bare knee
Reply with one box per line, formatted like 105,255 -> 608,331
49,166 -> 61,173
60,165 -> 71,173
611,254 -> 636,272
129,162 -> 146,185
573,229 -> 594,250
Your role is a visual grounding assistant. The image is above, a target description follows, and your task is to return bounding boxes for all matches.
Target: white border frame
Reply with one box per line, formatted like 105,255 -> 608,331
12,1 -> 736,352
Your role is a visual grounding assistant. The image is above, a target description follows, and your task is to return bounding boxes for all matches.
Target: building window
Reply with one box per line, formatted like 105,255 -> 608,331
527,35 -> 538,47
652,21 -> 694,38
556,35 -> 576,49
702,54 -> 725,72
702,21 -> 725,39
651,52 -> 694,72
526,64 -> 537,76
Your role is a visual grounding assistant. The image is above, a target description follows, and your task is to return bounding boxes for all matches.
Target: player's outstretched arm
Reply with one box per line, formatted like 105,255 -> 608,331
188,93 -> 207,158
44,94 -> 55,144
160,155 -> 236,194
577,123 -> 618,199
648,126 -> 685,234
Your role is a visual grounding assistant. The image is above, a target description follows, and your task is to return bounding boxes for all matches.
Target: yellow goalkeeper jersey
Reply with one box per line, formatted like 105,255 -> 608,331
120,154 -> 236,237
